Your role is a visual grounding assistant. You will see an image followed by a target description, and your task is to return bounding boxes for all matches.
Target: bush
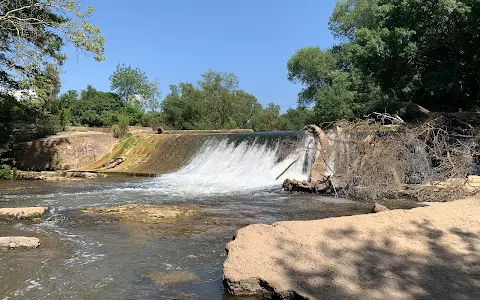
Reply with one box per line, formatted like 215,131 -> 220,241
141,111 -> 164,131
111,114 -> 130,138
58,108 -> 70,131
0,164 -> 16,180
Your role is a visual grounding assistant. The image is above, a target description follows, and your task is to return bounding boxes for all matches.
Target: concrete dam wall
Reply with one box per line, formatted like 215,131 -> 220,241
13,131 -> 317,189
12,132 -> 118,171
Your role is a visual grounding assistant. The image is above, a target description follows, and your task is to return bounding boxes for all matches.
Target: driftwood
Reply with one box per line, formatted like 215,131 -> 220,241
283,125 -> 334,194
283,177 -> 333,193
104,157 -> 125,169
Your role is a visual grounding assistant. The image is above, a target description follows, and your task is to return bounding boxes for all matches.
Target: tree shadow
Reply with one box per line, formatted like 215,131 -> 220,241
274,220 -> 480,299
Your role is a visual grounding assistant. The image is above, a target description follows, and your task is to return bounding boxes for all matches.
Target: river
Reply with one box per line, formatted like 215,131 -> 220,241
0,132 -> 418,299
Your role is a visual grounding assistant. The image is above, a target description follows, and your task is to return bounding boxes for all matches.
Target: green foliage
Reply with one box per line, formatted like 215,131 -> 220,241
282,107 -> 315,130
251,103 -> 290,132
110,63 -> 161,110
58,85 -> 143,127
0,1 -> 105,168
141,111 -> 165,131
0,164 -> 16,180
289,0 -> 480,122
58,108 -> 70,131
111,115 -> 130,138
0,93 -> 59,158
160,71 -> 291,131
0,1 -> 105,91
288,46 -> 382,124
341,0 -> 480,111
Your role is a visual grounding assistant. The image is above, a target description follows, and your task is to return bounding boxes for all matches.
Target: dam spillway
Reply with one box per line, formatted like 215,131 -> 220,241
153,132 -> 316,194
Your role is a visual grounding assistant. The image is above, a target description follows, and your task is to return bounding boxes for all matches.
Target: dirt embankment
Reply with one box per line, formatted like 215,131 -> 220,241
223,197 -> 480,299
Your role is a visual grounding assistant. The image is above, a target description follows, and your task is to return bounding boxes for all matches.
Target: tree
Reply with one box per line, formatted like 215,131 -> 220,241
109,63 -> 161,111
251,103 -> 290,132
289,0 -> 480,119
58,85 -> 146,127
330,0 -> 480,112
287,46 -> 382,124
0,1 -> 105,161
161,71 -> 264,130
198,70 -> 240,128
283,107 -> 315,130
0,0 -> 105,91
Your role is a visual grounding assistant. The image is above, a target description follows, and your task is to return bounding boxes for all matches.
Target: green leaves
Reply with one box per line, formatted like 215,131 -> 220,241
160,71 -> 293,131
289,0 -> 480,121
0,0 -> 106,90
287,45 -> 383,124
109,64 -> 161,111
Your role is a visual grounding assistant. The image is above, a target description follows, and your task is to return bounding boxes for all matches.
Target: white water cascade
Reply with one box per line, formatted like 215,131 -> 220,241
154,132 -> 316,194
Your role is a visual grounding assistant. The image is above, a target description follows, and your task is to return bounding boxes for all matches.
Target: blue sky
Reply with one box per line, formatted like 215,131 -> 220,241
61,0 -> 337,111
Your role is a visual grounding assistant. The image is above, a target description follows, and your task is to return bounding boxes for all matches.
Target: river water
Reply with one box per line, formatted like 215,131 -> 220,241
0,132 -> 418,299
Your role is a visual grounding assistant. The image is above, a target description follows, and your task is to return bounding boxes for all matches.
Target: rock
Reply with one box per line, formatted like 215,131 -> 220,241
371,203 -> 389,213
15,171 -> 46,180
81,204 -> 196,224
283,177 -> 334,194
0,207 -> 48,222
65,171 -> 97,179
223,198 -> 480,299
16,171 -> 96,181
31,218 -> 43,224
143,271 -> 199,285
0,237 -> 40,250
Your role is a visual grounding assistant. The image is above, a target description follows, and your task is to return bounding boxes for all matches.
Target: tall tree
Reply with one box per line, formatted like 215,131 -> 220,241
198,70 -> 240,128
161,71 -> 264,130
287,46 -> 382,124
251,103 -> 289,132
289,0 -> 480,121
0,0 -> 105,160
0,0 -> 105,91
109,63 -> 161,111
335,0 -> 480,111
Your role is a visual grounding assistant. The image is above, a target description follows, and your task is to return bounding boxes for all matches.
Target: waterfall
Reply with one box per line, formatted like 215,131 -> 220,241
153,132 -> 316,194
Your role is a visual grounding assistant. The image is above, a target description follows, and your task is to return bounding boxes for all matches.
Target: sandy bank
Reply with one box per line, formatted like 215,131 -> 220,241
223,198 -> 480,299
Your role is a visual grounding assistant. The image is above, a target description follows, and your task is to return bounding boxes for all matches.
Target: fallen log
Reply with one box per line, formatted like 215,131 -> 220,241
283,124 -> 334,194
282,177 -> 333,194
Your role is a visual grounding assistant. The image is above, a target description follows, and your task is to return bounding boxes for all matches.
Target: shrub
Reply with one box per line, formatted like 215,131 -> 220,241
141,111 -> 165,131
0,164 -> 16,180
111,114 -> 130,138
58,108 -> 70,131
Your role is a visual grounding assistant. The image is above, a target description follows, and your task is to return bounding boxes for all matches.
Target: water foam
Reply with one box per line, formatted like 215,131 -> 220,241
151,132 -> 315,194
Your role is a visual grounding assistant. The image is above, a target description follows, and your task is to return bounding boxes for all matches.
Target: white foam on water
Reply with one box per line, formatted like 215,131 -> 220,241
150,134 -> 316,195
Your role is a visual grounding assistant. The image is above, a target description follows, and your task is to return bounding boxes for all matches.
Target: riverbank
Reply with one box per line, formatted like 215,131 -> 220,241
224,197 -> 480,299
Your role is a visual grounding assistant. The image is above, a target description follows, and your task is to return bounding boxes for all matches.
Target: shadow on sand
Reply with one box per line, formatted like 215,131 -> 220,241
274,220 -> 480,299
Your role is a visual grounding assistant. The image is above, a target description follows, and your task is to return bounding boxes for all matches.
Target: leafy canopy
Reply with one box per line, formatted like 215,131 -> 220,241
109,63 -> 161,111
161,70 -> 293,131
288,0 -> 480,124
0,0 -> 105,91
